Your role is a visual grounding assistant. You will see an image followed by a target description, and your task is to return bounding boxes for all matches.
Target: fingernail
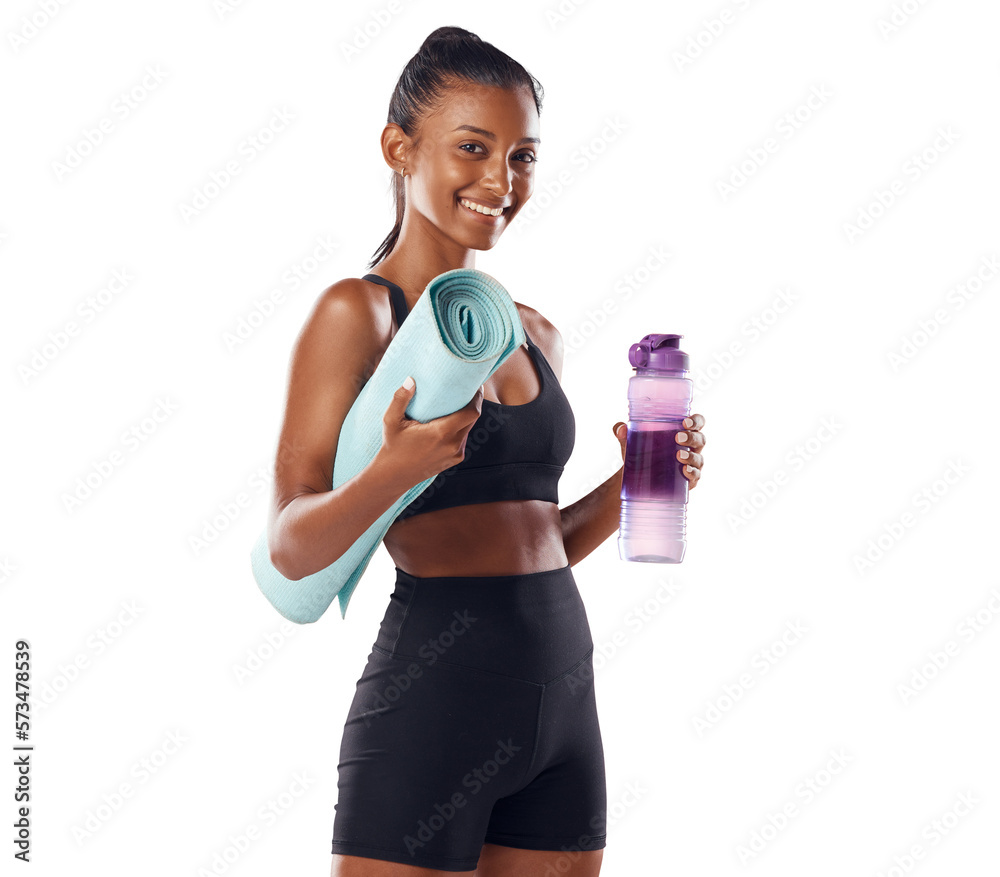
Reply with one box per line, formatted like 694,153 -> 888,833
679,450 -> 689,460
683,417 -> 693,427
402,375 -> 414,390
677,432 -> 687,442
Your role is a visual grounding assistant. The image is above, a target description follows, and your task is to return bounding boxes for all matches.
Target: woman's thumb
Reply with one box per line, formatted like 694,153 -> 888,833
389,375 -> 415,417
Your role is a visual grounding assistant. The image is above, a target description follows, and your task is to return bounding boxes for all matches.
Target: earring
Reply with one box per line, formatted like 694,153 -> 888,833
399,166 -> 406,177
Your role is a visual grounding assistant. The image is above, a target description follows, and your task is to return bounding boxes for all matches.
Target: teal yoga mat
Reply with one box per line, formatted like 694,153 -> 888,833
250,268 -> 526,624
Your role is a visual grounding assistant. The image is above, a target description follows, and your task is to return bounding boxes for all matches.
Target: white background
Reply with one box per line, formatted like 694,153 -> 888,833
3,0 -> 999,875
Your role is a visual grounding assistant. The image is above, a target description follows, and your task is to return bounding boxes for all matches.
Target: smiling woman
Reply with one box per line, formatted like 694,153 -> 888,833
374,86 -> 541,259
367,32 -> 543,266
257,23 -> 705,877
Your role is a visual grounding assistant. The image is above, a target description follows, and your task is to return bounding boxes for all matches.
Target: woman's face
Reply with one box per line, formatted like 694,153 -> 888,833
403,83 -> 540,250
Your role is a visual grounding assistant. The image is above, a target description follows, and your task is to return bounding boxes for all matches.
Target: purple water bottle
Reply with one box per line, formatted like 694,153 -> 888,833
618,333 -> 693,563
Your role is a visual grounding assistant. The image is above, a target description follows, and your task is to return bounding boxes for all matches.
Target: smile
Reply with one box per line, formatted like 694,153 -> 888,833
459,197 -> 507,217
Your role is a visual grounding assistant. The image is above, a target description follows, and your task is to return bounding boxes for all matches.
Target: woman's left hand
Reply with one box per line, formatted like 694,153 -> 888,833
612,413 -> 706,489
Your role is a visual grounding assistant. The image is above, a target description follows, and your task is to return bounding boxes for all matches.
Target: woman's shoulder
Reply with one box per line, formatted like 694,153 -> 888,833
313,275 -> 385,313
515,301 -> 564,380
287,276 -> 397,398
303,275 -> 396,332
294,276 -> 391,358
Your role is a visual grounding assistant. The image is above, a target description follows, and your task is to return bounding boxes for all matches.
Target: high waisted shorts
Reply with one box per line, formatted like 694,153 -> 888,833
330,563 -> 607,872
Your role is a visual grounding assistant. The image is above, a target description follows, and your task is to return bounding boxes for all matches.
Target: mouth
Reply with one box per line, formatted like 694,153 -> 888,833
458,197 -> 510,220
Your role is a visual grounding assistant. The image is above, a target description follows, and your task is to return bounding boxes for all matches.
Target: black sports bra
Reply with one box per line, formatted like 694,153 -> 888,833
362,273 -> 576,520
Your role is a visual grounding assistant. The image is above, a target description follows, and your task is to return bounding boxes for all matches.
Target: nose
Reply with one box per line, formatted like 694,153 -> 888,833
481,156 -> 513,197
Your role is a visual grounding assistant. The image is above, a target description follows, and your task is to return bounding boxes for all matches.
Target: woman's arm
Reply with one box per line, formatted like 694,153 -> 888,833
524,307 -> 706,568
267,279 -> 396,580
519,307 -> 622,565
268,279 -> 485,581
560,463 -> 625,567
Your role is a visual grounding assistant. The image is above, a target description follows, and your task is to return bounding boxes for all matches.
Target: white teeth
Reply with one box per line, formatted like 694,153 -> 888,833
460,198 -> 504,217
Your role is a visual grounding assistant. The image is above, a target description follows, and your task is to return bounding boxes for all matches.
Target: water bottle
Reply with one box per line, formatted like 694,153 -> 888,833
618,333 -> 693,563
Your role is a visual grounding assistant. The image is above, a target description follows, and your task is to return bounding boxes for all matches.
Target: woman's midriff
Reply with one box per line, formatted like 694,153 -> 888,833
383,499 -> 568,578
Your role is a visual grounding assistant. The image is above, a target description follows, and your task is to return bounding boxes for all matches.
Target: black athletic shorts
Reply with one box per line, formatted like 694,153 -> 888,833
330,563 -> 607,872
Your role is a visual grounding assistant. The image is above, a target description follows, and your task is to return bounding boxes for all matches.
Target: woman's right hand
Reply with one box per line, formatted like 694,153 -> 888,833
376,377 -> 484,487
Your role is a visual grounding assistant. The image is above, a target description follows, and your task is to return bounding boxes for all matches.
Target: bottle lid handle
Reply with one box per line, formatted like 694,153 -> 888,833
629,333 -> 685,369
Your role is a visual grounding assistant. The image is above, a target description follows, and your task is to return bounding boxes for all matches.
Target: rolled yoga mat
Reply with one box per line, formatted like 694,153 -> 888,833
250,268 -> 526,624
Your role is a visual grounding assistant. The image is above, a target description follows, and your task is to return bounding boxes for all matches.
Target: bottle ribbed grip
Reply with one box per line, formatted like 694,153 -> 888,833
628,402 -> 689,421
619,499 -> 687,535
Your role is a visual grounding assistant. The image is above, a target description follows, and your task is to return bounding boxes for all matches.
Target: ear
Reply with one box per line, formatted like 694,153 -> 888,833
381,123 -> 412,173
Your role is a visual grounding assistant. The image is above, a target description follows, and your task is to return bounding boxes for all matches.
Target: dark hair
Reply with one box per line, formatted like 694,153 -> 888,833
367,26 -> 544,268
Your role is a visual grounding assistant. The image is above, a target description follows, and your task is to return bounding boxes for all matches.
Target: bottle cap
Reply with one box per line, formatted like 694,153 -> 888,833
629,333 -> 688,373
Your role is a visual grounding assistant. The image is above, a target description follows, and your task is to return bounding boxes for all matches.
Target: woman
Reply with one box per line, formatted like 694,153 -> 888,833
266,27 -> 706,877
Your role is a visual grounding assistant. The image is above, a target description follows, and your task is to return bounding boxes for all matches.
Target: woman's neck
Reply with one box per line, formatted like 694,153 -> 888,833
374,225 -> 479,297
